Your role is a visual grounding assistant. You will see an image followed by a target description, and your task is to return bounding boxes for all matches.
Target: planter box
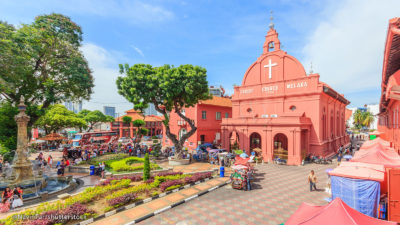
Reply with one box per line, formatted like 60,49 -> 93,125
168,157 -> 190,166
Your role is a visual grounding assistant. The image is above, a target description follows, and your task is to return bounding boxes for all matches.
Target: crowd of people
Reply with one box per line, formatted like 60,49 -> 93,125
0,186 -> 23,212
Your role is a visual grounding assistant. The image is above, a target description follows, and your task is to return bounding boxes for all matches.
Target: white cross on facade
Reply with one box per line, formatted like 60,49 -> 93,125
264,59 -> 278,79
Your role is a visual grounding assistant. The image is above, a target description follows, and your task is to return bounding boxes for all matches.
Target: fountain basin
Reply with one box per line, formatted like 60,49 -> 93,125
0,176 -> 79,206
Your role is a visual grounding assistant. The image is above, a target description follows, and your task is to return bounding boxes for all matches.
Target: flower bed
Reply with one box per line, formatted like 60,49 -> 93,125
80,153 -> 129,166
1,171 -> 213,225
108,157 -> 161,172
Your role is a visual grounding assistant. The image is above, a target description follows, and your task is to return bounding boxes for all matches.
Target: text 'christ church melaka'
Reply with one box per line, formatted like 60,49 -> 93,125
221,21 -> 350,165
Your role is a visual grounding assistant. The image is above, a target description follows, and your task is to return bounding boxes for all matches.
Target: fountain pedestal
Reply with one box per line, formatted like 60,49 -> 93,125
12,97 -> 36,184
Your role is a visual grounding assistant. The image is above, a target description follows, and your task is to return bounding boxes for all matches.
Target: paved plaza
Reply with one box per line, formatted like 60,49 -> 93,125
138,162 -> 335,225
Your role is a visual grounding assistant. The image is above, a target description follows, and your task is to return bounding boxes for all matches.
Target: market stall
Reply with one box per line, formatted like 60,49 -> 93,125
329,162 -> 385,217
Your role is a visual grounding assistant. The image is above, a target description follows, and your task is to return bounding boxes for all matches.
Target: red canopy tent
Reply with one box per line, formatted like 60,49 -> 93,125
286,198 -> 397,225
360,138 -> 391,150
329,162 -> 385,182
352,143 -> 400,168
351,142 -> 400,193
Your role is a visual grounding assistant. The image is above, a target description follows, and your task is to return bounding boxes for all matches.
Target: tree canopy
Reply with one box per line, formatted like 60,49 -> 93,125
79,110 -> 114,131
122,116 -> 132,124
353,109 -> 375,129
0,13 -> 94,121
117,64 -> 211,158
35,104 -> 87,134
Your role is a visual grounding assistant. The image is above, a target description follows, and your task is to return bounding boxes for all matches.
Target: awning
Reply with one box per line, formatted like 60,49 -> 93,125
328,162 -> 385,182
352,142 -> 400,168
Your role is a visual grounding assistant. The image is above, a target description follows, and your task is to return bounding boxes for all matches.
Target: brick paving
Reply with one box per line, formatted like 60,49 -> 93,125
139,162 -> 336,225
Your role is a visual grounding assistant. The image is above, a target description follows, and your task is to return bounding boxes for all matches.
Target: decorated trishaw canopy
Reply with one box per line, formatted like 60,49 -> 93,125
286,198 -> 396,225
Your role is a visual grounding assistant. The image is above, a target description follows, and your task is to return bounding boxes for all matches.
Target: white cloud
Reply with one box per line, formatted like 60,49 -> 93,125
302,0 -> 400,96
131,45 -> 145,58
80,43 -> 133,114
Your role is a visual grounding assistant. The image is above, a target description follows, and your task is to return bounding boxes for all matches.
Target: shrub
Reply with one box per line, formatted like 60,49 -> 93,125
107,193 -> 136,207
160,179 -> 185,192
143,153 -> 150,181
152,136 -> 158,139
165,185 -> 182,192
23,203 -> 95,225
184,172 -> 212,184
155,171 -> 182,177
108,156 -> 160,172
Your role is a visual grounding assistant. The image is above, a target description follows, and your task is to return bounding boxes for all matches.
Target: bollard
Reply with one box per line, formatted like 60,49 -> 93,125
89,165 -> 95,176
220,166 -> 225,177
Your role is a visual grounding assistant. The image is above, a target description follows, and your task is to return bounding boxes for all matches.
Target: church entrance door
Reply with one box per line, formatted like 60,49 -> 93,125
273,133 -> 288,161
250,132 -> 261,151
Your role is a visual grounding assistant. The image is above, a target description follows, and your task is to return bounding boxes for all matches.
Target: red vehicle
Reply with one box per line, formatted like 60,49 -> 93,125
72,131 -> 118,147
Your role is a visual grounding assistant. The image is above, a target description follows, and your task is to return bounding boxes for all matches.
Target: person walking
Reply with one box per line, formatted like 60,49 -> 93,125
100,162 -> 106,179
47,155 -> 53,170
308,170 -> 317,192
337,153 -> 342,166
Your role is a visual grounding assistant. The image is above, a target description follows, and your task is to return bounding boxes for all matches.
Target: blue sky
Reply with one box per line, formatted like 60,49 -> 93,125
1,0 -> 399,114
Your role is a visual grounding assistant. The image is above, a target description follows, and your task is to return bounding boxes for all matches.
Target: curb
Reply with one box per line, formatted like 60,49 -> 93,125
76,176 -> 223,225
124,179 -> 230,225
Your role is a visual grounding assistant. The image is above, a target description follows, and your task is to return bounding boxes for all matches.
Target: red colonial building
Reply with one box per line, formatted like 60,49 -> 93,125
378,18 -> 400,153
110,109 -> 163,138
221,22 -> 350,165
163,96 -> 232,149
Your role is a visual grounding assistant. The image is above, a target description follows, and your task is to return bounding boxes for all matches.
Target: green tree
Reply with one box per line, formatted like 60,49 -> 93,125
35,104 -> 87,134
132,119 -> 146,146
353,109 -> 363,129
352,109 -> 375,130
0,102 -> 18,157
122,116 -> 132,124
82,110 -> 114,131
117,64 -> 211,159
0,14 -> 94,121
77,109 -> 91,118
143,153 -> 150,181
362,111 -> 375,128
0,13 -> 94,157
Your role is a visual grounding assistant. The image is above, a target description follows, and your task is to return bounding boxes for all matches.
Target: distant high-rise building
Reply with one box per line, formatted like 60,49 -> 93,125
64,101 -> 82,114
209,85 -> 225,97
103,106 -> 116,118
144,103 -> 160,116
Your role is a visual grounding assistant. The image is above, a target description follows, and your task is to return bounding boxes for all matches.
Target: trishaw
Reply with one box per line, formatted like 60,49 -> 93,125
230,156 -> 254,190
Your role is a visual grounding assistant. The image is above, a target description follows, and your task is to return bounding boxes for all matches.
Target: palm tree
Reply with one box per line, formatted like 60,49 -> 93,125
353,109 -> 363,129
362,111 -> 375,128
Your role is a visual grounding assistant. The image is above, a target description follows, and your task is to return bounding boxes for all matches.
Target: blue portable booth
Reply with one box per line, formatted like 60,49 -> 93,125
328,161 -> 385,218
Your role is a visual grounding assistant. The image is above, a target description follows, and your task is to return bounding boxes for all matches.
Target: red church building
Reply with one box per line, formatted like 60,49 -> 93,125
378,18 -> 400,153
163,96 -> 232,149
221,22 -> 350,165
